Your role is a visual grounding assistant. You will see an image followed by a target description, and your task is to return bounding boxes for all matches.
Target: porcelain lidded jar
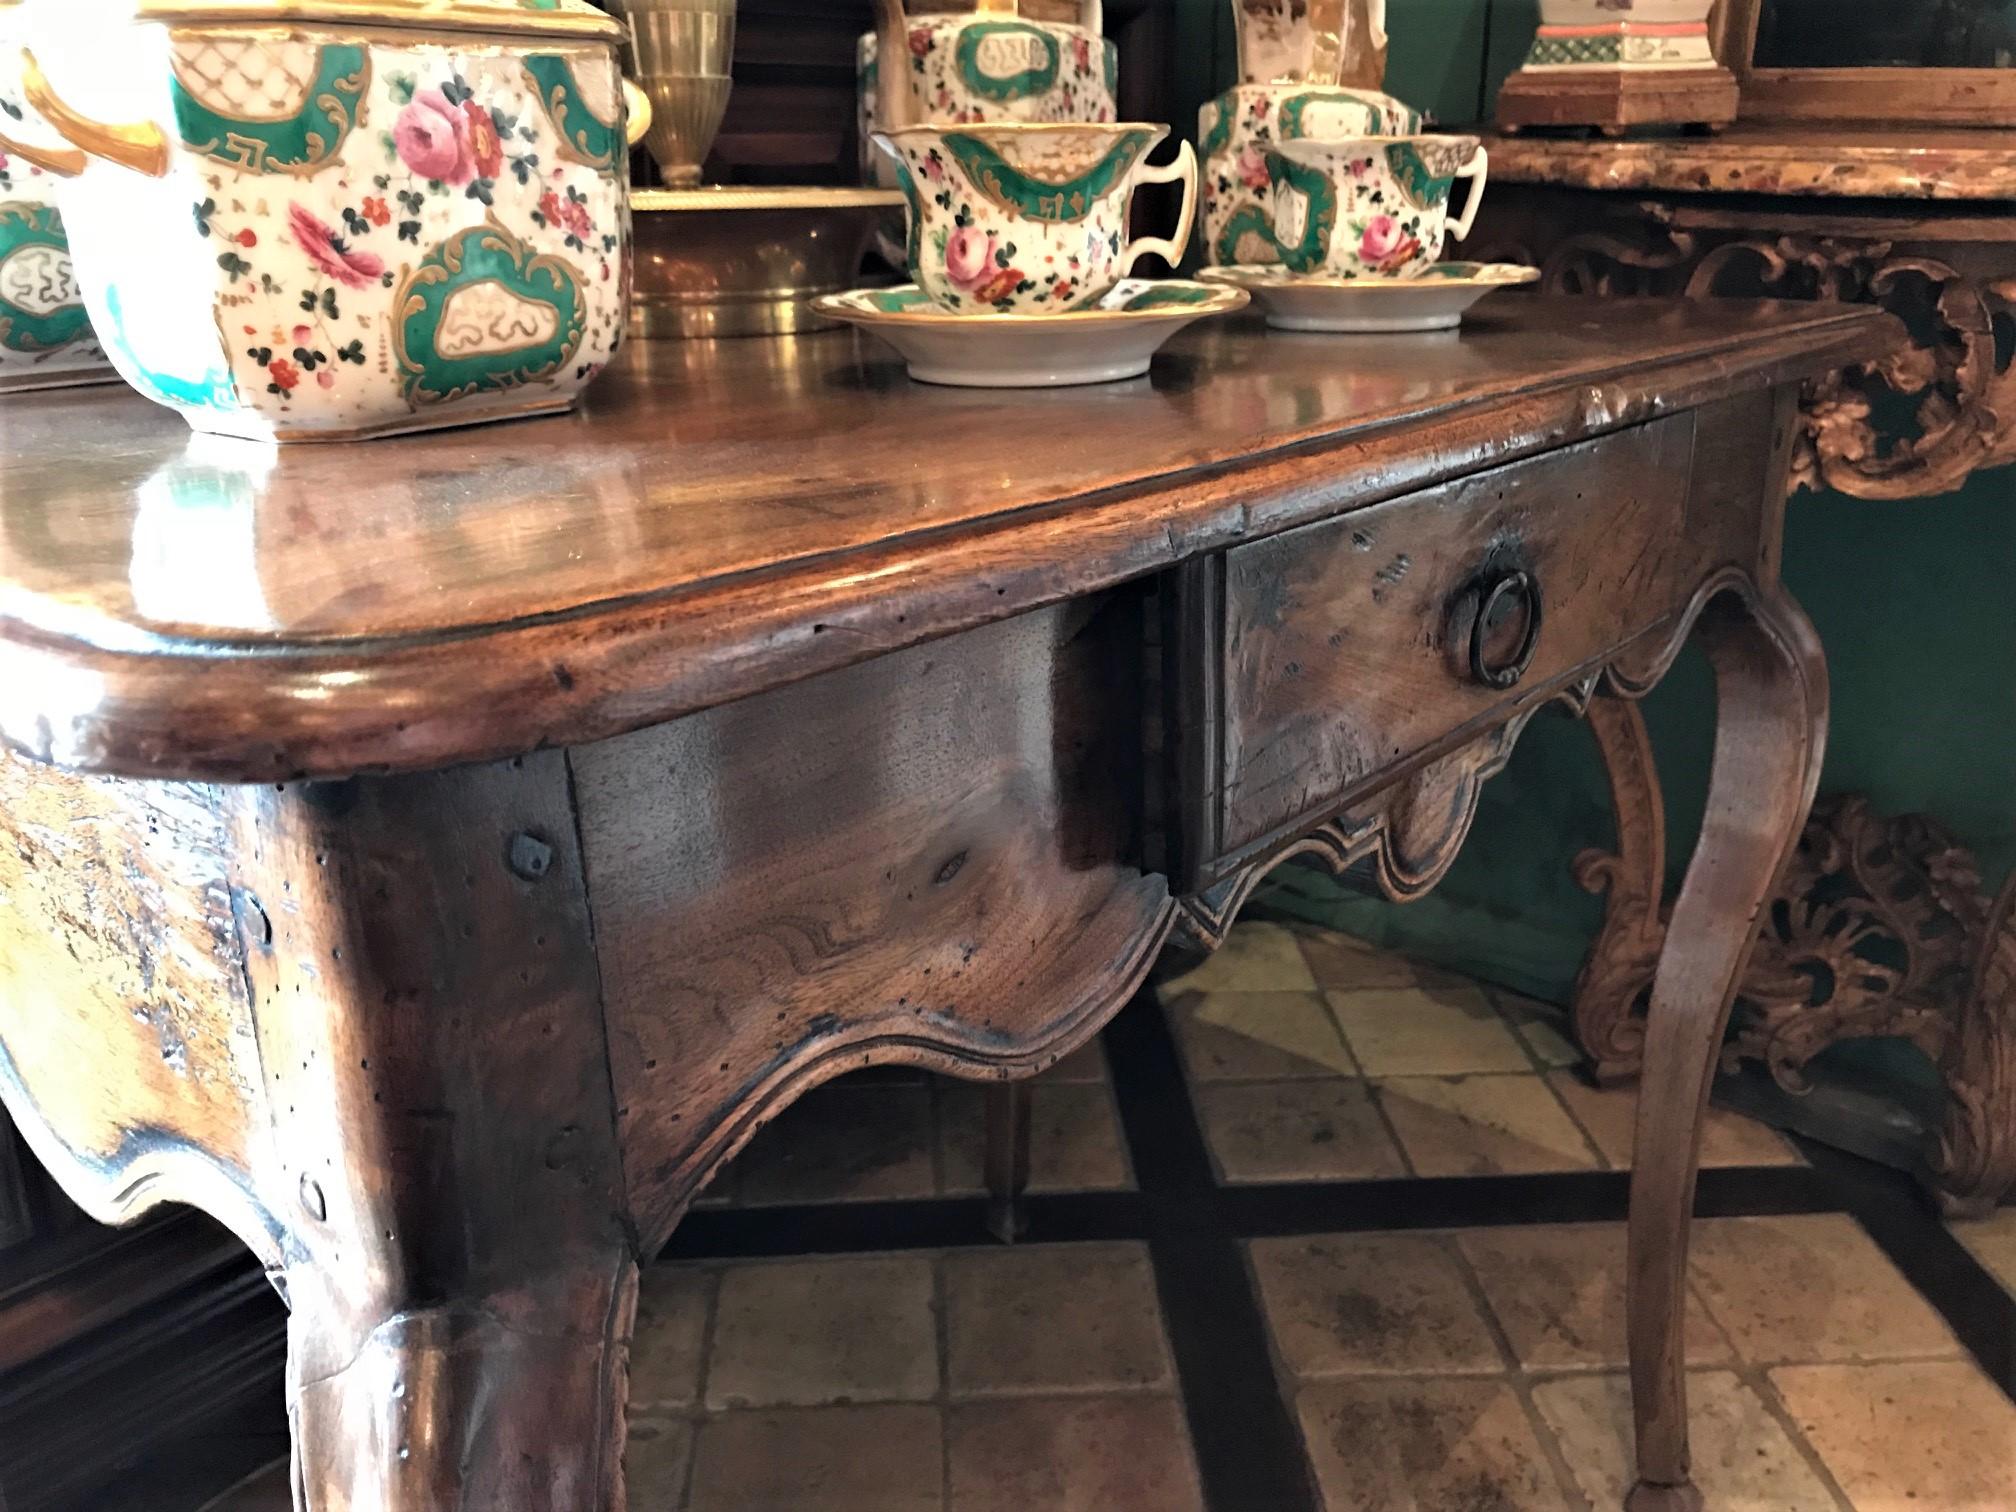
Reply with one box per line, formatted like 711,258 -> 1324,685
0,0 -> 113,393
15,0 -> 648,441
857,0 -> 1117,188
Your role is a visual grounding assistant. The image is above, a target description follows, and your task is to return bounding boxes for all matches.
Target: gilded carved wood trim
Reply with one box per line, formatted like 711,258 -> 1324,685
1574,696 -> 2016,1215
1528,222 -> 2016,501
1466,183 -> 2016,1212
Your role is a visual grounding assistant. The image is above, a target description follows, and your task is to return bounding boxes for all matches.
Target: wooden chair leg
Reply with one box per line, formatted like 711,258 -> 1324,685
1625,587 -> 1828,1512
984,1081 -> 1033,1244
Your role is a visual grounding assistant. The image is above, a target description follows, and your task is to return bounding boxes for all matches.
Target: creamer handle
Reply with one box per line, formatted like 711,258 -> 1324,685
0,122 -> 83,177
19,49 -> 170,178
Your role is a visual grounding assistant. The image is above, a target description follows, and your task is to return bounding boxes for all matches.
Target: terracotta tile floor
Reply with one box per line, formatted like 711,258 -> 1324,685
199,920 -> 2015,1512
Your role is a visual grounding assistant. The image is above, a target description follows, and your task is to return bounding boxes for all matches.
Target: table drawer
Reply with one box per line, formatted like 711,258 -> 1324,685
1217,415 -> 1699,861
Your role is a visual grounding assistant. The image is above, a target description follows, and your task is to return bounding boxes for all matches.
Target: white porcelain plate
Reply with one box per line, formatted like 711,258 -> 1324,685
811,279 -> 1249,388
1197,262 -> 1540,334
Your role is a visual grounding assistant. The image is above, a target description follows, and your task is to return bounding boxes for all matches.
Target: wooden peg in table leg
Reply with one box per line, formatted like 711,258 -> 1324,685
984,1081 -> 1033,1244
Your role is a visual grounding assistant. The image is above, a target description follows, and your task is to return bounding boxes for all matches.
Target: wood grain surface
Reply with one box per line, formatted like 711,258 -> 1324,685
572,599 -> 1169,1248
0,301 -> 1893,781
1219,418 -> 1697,855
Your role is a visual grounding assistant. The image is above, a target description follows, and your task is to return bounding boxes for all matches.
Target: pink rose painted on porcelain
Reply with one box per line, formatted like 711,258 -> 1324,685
289,204 -> 386,290
1358,215 -> 1403,262
1357,213 -> 1422,274
945,226 -> 998,291
394,88 -> 475,185
1237,144 -> 1269,190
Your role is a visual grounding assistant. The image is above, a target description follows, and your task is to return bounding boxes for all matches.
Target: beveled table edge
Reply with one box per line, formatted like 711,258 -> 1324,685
0,306 -> 1898,783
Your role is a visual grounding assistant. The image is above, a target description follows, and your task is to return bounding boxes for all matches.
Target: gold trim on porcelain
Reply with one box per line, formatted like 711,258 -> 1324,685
0,123 -> 86,177
874,120 -> 1173,142
631,186 -> 906,214
130,0 -> 624,41
1197,264 -> 1540,293
812,283 -> 1250,329
21,50 -> 172,177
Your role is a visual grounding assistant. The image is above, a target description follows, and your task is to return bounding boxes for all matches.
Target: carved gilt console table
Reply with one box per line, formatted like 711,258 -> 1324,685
1469,127 -> 2016,1218
0,300 -> 1888,1510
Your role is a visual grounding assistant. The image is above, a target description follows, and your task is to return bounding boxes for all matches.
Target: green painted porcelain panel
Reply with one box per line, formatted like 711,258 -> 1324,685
955,23 -> 1061,102
394,221 -> 585,406
1218,151 -> 1336,270
171,42 -> 369,174
0,204 -> 89,353
942,129 -> 1154,223
1386,141 -> 1457,213
522,53 -> 623,171
1122,284 -> 1217,309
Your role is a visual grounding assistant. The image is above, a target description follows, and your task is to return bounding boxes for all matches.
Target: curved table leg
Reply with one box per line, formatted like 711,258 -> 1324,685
1573,694 -> 1669,1083
1626,586 -> 1828,1512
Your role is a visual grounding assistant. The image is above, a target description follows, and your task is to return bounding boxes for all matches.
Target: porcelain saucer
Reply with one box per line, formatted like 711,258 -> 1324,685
1197,263 -> 1540,334
811,279 -> 1250,388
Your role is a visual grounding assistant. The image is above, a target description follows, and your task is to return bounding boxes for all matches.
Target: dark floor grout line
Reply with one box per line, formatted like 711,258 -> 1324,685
1797,1137 -> 2016,1401
1741,1363 -> 1860,1512
661,1192 -> 1149,1260
931,1250 -> 953,1512
657,1164 -> 1852,1262
1105,988 -> 1322,1512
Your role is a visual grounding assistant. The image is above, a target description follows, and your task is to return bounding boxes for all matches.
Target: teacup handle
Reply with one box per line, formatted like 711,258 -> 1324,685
1118,140 -> 1198,278
1448,145 -> 1489,243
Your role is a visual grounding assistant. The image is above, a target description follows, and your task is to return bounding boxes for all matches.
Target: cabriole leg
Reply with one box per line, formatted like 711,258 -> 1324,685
1625,588 -> 1828,1512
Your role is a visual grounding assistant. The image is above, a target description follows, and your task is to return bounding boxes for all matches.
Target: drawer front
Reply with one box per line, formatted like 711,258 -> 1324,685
1219,415 -> 1700,860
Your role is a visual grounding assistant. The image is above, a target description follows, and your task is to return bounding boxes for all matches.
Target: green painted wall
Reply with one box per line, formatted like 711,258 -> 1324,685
1176,0 -> 2016,1004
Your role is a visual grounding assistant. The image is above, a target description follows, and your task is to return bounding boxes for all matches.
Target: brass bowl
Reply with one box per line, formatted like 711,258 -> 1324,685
630,186 -> 906,339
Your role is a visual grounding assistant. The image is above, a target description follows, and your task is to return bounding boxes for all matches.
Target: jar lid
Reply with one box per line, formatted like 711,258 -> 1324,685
128,0 -> 625,40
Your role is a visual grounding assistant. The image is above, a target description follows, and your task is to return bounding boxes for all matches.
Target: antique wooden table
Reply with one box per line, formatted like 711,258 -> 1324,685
0,298 -> 1890,1511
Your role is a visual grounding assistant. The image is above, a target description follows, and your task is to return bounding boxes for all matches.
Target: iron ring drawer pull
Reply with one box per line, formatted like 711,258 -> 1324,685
1468,569 -> 1543,690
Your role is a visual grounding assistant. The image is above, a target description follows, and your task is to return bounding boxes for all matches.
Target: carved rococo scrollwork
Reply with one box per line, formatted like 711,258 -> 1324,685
1174,677 -> 1601,955
1574,692 -> 2016,1214
1537,220 -> 2016,501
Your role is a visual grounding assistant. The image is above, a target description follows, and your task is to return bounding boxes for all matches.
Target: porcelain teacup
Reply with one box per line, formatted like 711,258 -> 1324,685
1264,134 -> 1488,279
872,121 -> 1199,315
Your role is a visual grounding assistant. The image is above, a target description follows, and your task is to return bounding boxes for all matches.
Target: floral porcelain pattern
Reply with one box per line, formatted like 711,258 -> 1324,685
1233,135 -> 1485,278
0,37 -> 110,391
52,27 -> 628,438
856,22 -> 1117,190
875,124 -> 1195,315
1198,83 -> 1421,268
